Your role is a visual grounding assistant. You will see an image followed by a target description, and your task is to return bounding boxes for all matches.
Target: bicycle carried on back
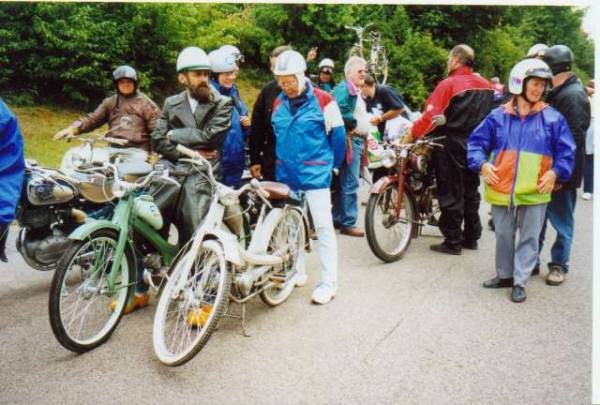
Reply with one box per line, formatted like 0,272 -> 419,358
345,23 -> 389,85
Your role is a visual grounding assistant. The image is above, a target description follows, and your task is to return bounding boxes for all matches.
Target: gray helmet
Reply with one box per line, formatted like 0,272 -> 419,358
112,65 -> 138,83
542,45 -> 574,75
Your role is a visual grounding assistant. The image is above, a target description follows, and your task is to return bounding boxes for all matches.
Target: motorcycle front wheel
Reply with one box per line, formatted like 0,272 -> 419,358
48,229 -> 134,353
153,239 -> 230,366
365,184 -> 415,263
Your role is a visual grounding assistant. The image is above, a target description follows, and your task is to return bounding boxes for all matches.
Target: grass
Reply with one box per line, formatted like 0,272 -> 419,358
10,77 -> 263,168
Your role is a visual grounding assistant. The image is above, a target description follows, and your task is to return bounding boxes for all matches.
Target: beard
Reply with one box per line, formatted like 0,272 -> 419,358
190,83 -> 211,102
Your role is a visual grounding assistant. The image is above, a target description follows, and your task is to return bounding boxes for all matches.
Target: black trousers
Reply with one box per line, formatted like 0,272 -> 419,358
432,137 -> 482,246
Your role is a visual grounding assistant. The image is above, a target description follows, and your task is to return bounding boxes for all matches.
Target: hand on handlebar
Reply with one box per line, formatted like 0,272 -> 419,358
53,126 -> 78,141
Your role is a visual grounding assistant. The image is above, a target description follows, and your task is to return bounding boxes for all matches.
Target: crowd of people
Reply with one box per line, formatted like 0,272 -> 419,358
0,39 -> 594,306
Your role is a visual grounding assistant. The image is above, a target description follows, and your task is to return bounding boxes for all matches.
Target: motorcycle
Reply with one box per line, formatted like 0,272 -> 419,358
152,144 -> 309,366
48,161 -> 180,353
16,119 -> 153,271
364,115 -> 446,263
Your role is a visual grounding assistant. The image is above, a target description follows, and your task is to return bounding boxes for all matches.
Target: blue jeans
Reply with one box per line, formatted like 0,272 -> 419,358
538,189 -> 577,272
332,136 -> 364,228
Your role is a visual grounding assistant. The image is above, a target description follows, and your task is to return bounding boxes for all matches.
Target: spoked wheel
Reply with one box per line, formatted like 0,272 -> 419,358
48,229 -> 134,353
153,239 -> 230,366
260,207 -> 306,306
365,184 -> 415,262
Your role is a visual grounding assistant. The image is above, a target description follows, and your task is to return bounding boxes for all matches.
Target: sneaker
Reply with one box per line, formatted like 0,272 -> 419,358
187,304 -> 213,327
546,264 -> 566,286
582,192 -> 593,200
311,284 -> 337,305
511,285 -> 527,303
294,272 -> 308,287
110,292 -> 150,314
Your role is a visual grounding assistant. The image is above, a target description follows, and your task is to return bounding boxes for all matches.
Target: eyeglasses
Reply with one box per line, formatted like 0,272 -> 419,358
320,71 -> 332,76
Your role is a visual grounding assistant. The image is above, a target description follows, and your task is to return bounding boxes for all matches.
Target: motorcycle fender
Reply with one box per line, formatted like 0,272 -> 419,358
369,175 -> 397,194
68,220 -> 121,241
205,229 -> 242,266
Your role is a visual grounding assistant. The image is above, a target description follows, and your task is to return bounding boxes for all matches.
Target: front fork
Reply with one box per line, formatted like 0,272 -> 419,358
104,197 -> 134,296
395,155 -> 408,219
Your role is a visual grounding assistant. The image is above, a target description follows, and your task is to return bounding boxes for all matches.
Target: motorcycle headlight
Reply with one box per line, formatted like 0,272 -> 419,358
381,150 -> 397,168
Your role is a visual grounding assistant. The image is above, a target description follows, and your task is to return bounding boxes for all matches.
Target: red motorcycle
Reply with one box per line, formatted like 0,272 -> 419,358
364,135 -> 445,263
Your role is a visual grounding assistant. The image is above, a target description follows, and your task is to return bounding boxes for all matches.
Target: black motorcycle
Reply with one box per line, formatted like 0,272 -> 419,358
15,160 -> 118,270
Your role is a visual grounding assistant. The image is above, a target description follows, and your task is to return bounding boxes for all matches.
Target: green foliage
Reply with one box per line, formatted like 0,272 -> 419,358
0,3 -> 594,110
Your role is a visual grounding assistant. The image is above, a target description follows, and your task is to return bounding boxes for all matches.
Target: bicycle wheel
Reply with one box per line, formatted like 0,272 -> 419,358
365,184 -> 415,262
153,239 -> 230,366
260,207 -> 306,306
48,229 -> 134,353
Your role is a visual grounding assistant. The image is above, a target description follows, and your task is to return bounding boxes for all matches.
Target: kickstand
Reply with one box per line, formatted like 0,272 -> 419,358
225,301 -> 251,337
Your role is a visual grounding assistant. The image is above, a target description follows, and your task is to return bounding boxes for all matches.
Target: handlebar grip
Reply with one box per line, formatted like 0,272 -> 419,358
104,137 -> 128,146
176,144 -> 198,159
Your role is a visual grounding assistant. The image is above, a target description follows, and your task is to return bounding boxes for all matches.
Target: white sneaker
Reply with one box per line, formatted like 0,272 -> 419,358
582,192 -> 593,200
311,284 -> 337,305
294,272 -> 308,287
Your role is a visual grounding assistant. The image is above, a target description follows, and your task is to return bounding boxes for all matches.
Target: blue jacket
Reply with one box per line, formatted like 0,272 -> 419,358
212,81 -> 249,187
272,83 -> 346,191
0,99 -> 25,224
467,100 -> 575,206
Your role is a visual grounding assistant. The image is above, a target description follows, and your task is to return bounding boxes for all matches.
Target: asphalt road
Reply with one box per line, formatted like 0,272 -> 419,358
0,187 -> 594,404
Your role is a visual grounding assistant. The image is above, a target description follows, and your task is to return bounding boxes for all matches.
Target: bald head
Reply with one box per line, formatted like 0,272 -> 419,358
447,44 -> 475,74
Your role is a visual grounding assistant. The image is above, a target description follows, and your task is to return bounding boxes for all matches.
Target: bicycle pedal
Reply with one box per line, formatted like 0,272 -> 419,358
269,273 -> 287,284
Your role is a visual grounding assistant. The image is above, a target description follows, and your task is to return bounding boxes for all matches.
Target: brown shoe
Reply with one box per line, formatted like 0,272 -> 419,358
340,227 -> 365,237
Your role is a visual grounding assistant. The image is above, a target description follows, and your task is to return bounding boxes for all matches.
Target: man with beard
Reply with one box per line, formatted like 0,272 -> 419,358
151,46 -> 233,244
54,65 -> 161,151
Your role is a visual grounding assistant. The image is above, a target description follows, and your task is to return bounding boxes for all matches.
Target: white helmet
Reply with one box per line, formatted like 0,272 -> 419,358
273,50 -> 307,76
526,43 -> 548,59
219,45 -> 244,63
508,58 -> 552,95
209,49 -> 237,73
176,47 -> 211,73
318,58 -> 335,69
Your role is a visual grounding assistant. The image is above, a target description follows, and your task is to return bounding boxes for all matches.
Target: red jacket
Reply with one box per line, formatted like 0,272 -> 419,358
412,66 -> 494,139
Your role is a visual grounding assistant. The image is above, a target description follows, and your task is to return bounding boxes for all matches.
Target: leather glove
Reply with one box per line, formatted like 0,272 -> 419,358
53,126 -> 77,140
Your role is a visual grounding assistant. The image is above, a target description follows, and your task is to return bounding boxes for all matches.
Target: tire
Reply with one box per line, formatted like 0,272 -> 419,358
365,184 -> 415,263
260,207 -> 306,307
153,239 -> 230,366
48,229 -> 134,353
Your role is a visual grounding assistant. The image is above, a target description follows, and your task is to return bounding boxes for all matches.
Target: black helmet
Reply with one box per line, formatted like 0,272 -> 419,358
542,45 -> 574,75
112,65 -> 138,83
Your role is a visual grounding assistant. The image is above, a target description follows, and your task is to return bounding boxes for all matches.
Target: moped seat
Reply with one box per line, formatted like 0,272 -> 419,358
259,181 -> 290,200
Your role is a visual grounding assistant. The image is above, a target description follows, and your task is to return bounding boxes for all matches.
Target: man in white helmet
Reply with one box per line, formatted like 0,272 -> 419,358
468,58 -> 575,303
271,50 -> 346,304
209,48 -> 251,188
151,46 -> 233,243
316,58 -> 336,93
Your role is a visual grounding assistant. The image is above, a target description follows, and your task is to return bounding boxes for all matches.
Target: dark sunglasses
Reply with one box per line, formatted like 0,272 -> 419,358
320,70 -> 332,75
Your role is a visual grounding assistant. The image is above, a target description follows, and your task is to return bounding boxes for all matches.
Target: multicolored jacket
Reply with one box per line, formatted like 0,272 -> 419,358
467,100 -> 576,206
272,83 -> 346,191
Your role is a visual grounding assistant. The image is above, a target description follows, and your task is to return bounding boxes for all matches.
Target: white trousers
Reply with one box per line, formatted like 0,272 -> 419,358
303,188 -> 338,287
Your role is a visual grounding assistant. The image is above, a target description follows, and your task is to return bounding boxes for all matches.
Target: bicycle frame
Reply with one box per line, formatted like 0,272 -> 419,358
68,190 -> 179,296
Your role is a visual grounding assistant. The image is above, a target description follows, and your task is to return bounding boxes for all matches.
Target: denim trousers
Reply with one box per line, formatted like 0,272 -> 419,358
332,136 -> 364,228
538,189 -> 577,272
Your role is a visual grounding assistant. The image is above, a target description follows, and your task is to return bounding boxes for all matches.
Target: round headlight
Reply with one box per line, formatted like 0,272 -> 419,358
381,150 -> 397,168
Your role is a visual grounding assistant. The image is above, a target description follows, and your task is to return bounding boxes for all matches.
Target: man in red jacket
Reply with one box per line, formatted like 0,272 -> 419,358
407,44 -> 494,255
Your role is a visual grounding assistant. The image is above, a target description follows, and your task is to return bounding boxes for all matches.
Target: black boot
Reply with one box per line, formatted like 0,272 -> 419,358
0,223 -> 8,263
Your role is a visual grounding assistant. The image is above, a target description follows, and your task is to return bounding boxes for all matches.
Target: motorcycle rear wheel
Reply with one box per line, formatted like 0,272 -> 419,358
260,207 -> 306,307
365,184 -> 415,263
